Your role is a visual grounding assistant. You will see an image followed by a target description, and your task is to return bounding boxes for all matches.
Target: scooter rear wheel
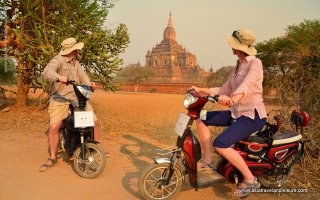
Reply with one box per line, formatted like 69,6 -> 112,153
138,163 -> 183,200
73,143 -> 106,179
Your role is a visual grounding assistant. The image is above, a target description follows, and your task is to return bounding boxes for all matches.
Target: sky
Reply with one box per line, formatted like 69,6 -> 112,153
107,0 -> 320,71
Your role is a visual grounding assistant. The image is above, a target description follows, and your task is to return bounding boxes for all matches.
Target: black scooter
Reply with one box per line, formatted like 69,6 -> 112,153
58,80 -> 106,178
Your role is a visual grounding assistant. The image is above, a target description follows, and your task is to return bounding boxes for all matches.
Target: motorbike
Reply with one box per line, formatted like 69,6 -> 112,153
57,80 -> 106,179
138,89 -> 310,200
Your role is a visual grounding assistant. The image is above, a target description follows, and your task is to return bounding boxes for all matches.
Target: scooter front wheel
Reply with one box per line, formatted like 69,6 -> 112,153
138,163 -> 184,200
73,143 -> 106,179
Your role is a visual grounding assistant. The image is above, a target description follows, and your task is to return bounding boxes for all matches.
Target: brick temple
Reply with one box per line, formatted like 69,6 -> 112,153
145,13 -> 209,82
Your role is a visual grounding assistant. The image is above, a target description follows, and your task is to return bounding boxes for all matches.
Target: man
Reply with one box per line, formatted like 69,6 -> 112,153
39,37 -> 101,172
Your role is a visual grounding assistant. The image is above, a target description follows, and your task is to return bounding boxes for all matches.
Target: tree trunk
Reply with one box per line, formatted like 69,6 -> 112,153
15,7 -> 29,107
16,57 -> 28,107
134,84 -> 139,92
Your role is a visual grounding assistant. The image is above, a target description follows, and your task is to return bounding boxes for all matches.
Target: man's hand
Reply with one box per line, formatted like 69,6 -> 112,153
58,75 -> 68,84
89,82 -> 96,90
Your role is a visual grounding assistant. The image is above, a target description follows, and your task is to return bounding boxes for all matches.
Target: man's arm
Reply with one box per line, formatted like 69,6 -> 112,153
43,58 -> 61,82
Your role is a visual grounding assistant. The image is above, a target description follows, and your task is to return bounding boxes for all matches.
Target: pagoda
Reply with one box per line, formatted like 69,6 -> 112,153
145,13 -> 208,82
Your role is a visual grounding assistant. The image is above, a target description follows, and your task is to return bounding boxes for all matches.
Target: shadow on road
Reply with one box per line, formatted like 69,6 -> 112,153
119,134 -> 230,200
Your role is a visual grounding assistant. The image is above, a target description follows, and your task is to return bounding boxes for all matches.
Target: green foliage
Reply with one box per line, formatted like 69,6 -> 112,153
256,19 -> 320,158
0,57 -> 16,84
149,87 -> 157,93
205,66 -> 233,87
116,64 -> 154,84
0,0 -> 129,93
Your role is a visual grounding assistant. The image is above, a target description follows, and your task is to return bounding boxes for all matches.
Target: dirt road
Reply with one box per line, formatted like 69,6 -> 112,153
0,128 -> 233,200
0,91 -> 311,200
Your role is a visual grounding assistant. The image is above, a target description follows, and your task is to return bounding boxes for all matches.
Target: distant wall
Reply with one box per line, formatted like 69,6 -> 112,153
110,82 -> 207,94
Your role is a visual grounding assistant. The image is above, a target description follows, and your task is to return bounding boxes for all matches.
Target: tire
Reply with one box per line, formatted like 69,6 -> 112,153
138,163 -> 184,200
258,174 -> 289,188
73,143 -> 106,179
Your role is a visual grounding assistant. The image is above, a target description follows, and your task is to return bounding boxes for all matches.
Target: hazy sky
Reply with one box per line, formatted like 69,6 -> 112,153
108,0 -> 320,71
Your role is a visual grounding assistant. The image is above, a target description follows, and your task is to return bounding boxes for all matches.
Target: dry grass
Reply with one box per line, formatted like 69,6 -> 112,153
91,91 -> 186,144
1,89 -> 318,198
91,90 -> 319,198
90,91 -> 285,144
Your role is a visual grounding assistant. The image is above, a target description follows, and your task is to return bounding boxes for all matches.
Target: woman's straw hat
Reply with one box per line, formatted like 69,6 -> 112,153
226,29 -> 257,56
59,38 -> 84,56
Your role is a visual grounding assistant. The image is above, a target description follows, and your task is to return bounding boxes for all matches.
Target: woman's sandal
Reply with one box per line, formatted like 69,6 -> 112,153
197,159 -> 215,170
39,158 -> 57,172
234,177 -> 261,198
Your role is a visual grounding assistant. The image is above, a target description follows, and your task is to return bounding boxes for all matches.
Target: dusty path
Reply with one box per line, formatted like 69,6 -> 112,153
0,91 -> 311,200
0,128 -> 233,200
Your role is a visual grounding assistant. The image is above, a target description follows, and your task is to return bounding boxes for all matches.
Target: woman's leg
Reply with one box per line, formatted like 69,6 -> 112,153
213,111 -> 266,184
197,110 -> 233,164
196,119 -> 212,163
215,147 -> 254,181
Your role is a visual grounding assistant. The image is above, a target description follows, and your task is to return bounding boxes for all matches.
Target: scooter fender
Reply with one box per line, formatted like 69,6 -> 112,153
154,157 -> 173,164
154,157 -> 185,185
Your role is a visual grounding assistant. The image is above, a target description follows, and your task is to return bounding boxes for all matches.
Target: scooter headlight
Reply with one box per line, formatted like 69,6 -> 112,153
184,94 -> 198,108
76,85 -> 93,99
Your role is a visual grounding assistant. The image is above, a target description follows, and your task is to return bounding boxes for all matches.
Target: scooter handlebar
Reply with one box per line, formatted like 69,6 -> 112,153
55,78 -> 95,92
55,78 -> 76,85
207,95 -> 219,103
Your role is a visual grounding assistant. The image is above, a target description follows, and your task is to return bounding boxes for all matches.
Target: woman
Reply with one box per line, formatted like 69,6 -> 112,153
190,28 -> 267,197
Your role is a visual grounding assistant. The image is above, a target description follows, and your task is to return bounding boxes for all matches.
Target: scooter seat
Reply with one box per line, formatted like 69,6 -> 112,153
272,130 -> 302,145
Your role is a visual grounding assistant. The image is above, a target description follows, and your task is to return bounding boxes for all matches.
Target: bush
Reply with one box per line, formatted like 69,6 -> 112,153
0,57 -> 16,85
149,88 -> 157,93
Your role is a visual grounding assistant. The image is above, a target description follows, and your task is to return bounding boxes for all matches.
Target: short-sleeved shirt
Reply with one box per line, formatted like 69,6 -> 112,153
43,55 -> 91,106
210,56 -> 267,120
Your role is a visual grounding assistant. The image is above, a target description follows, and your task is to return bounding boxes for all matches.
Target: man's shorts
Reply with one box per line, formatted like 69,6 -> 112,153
48,101 -> 97,124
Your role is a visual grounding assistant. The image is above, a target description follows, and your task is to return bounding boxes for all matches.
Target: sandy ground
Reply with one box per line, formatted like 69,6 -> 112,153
0,91 -> 316,200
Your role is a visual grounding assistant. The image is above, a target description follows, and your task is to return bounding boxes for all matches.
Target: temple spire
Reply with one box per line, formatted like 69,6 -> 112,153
163,12 -> 176,41
168,12 -> 173,27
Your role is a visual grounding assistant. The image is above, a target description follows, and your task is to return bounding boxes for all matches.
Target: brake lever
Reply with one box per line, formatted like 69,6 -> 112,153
207,95 -> 219,103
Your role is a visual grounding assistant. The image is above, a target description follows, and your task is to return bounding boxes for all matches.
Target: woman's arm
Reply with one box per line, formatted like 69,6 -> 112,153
188,86 -> 212,95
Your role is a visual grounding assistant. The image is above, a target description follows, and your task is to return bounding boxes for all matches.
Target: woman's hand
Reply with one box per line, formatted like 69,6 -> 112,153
187,86 -> 213,96
188,86 -> 201,93
218,95 -> 234,107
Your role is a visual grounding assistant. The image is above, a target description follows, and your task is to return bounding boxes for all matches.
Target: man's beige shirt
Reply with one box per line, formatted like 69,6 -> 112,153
43,55 -> 91,105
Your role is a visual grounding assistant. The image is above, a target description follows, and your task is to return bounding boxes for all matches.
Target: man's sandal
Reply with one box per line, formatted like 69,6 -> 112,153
197,159 -> 215,170
234,177 -> 261,198
39,158 -> 57,172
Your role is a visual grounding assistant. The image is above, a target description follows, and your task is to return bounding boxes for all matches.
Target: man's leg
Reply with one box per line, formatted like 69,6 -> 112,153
39,102 -> 69,172
48,120 -> 63,160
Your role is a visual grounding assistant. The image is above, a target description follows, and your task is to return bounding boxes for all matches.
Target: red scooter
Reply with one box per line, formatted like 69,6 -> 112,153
138,89 -> 310,200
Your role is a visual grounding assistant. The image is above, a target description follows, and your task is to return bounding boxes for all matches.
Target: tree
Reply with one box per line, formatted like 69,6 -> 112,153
205,66 -> 233,87
256,19 -> 320,158
256,19 -> 320,109
116,64 -> 154,92
0,57 -> 16,98
0,0 -> 129,106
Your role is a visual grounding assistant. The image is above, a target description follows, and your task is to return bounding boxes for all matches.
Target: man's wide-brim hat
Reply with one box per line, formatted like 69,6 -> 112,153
226,28 -> 257,56
59,38 -> 84,56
